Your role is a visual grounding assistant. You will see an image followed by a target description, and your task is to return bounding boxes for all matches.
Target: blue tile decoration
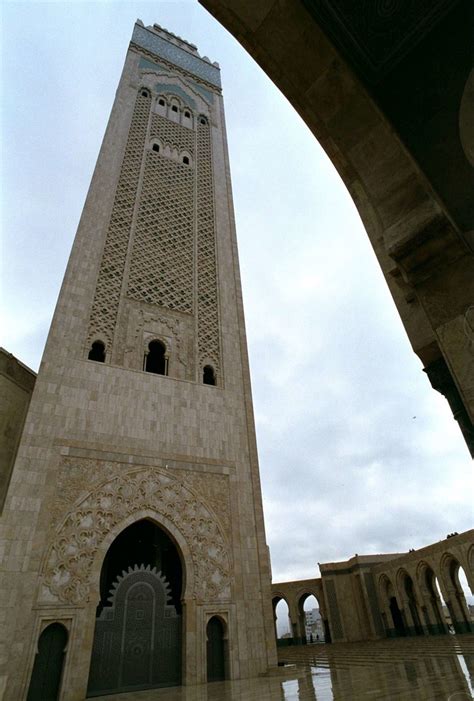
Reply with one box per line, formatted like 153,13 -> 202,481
132,24 -> 221,89
154,83 -> 196,110
191,82 -> 214,104
139,57 -> 171,74
139,57 -> 214,105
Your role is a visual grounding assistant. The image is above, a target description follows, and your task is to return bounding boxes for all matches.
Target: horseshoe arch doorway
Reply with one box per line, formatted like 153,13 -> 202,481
87,519 -> 184,696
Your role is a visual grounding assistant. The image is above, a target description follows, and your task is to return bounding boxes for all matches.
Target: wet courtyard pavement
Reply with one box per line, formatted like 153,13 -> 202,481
92,635 -> 474,701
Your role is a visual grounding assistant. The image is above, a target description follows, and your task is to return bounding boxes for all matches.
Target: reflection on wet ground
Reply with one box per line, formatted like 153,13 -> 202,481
91,635 -> 474,700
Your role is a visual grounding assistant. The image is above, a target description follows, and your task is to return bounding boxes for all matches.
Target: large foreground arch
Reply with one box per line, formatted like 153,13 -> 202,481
200,0 -> 474,456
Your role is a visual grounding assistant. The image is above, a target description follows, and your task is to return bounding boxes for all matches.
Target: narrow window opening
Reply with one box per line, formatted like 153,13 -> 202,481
207,616 -> 227,681
182,156 -> 189,165
171,105 -> 178,113
152,143 -> 160,153
145,340 -> 167,376
158,98 -> 165,106
140,89 -> 149,97
203,365 -> 216,386
184,111 -> 190,118
88,341 -> 106,363
26,623 -> 68,701
199,117 -> 207,125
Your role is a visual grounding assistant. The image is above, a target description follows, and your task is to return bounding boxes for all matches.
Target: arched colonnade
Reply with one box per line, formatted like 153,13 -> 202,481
271,579 -> 329,645
375,545 -> 473,637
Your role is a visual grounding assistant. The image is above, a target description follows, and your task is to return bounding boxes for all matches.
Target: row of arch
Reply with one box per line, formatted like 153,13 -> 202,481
272,589 -> 328,646
271,547 -> 473,646
139,87 -> 209,129
26,519 -> 228,699
149,138 -> 193,166
378,552 -> 473,637
87,339 -> 217,386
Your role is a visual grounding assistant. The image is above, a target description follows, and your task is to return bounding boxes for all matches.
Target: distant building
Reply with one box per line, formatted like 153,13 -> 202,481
304,608 -> 325,642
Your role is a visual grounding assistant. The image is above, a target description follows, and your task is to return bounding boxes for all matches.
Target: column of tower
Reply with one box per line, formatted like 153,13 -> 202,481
0,20 -> 276,700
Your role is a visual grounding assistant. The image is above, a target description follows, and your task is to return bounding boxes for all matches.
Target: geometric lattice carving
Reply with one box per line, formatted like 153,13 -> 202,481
42,468 -> 231,605
127,149 -> 194,312
197,119 -> 220,372
149,113 -> 194,152
87,90 -> 152,350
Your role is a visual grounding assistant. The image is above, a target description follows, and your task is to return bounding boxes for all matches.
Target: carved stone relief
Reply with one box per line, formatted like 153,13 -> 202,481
173,469 -> 231,542
41,464 -> 231,606
118,301 -> 195,379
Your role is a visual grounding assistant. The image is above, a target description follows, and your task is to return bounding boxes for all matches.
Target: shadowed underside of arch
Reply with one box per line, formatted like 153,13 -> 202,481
200,0 -> 474,457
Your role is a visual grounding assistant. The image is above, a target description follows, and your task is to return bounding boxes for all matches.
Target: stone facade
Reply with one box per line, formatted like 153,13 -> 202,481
0,22 -> 276,700
272,529 -> 474,645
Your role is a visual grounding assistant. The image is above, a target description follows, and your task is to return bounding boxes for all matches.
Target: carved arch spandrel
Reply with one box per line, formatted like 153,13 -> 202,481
39,467 -> 231,607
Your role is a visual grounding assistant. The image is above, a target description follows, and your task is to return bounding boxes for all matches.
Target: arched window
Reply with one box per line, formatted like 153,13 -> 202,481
184,110 -> 190,118
88,341 -> 105,363
144,340 -> 167,376
203,365 -> 216,385
152,143 -> 160,153
182,156 -> 189,165
199,116 -> 207,125
171,104 -> 178,113
140,88 -> 150,98
158,98 -> 165,106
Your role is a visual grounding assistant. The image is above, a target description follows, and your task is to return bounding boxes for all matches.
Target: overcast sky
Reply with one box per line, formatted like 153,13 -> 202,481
2,2 -> 472,595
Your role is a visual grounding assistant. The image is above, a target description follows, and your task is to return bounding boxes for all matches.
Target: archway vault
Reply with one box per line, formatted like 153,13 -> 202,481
200,0 -> 474,456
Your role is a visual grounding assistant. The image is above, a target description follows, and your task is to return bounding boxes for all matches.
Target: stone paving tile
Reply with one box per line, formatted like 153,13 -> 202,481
91,635 -> 474,700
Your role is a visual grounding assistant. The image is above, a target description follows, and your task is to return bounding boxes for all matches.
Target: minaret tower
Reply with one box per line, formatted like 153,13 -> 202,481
0,21 -> 276,699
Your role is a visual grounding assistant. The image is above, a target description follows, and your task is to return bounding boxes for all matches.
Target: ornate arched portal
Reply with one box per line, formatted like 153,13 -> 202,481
87,519 -> 183,696
33,466 -> 232,696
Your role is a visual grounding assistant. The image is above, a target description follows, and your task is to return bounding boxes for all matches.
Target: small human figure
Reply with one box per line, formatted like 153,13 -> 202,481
316,634 -> 320,642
